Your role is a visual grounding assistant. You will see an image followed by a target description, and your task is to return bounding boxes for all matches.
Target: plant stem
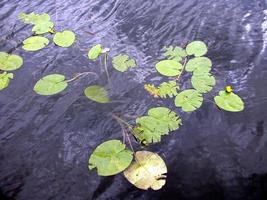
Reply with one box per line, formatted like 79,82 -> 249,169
103,53 -> 110,81
66,71 -> 98,83
176,57 -> 187,81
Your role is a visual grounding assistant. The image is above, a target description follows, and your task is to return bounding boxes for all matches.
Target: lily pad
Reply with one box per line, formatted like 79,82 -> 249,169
191,73 -> 216,93
214,91 -> 244,112
19,12 -> 50,25
124,151 -> 167,190
0,72 -> 13,90
89,140 -> 133,176
158,81 -> 179,98
174,89 -> 203,112
88,44 -> 102,60
112,54 -> 136,72
32,21 -> 54,34
155,60 -> 182,77
0,52 -> 23,71
53,30 -> 76,48
84,85 -> 110,103
22,36 -> 49,51
33,74 -> 68,95
186,41 -> 207,57
162,46 -> 187,62
185,57 -> 212,72
133,107 -> 182,144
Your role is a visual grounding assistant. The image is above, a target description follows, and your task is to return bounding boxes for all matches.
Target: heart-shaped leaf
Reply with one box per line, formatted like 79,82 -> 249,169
22,36 -> 49,51
89,140 -> 133,176
0,72 -> 13,90
32,21 -> 54,34
162,46 -> 187,62
34,74 -> 68,95
19,12 -> 50,25
88,44 -> 102,60
53,30 -> 76,48
0,52 -> 23,71
185,57 -> 212,72
124,151 -> 167,190
84,85 -> 110,103
112,54 -> 136,72
174,89 -> 203,112
186,41 -> 207,57
214,91 -> 244,112
155,60 -> 182,77
191,73 -> 216,93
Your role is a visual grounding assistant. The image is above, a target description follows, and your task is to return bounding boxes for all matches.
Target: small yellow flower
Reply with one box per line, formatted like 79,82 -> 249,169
225,85 -> 233,93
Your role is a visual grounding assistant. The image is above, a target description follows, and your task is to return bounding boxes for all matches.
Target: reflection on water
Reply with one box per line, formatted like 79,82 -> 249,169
0,0 -> 267,199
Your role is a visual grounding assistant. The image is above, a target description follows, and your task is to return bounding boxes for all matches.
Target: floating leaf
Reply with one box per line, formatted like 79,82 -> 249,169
124,151 -> 167,190
214,91 -> 244,112
133,107 -> 182,144
33,74 -> 68,95
32,21 -> 54,34
162,46 -> 187,62
88,140 -> 133,176
186,41 -> 207,57
158,81 -> 179,98
185,57 -> 212,72
22,36 -> 49,51
0,72 -> 13,90
0,52 -> 23,71
112,54 -> 136,72
19,12 -> 50,25
84,85 -> 110,103
88,44 -> 102,60
155,60 -> 182,77
144,84 -> 160,98
53,30 -> 76,48
174,89 -> 203,112
191,73 -> 215,93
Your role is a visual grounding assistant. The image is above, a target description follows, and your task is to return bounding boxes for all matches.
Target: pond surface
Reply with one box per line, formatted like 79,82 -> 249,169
1,0 -> 267,199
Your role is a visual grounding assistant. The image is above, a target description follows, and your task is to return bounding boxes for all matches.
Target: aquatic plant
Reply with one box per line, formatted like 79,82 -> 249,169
0,13 -> 246,190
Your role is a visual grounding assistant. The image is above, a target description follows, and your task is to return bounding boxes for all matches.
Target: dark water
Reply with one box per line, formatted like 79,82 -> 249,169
1,0 -> 267,199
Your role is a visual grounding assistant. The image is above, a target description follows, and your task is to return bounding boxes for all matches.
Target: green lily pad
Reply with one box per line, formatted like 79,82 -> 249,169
158,81 -> 179,98
22,36 -> 49,51
19,12 -> 50,25
33,74 -> 68,96
88,44 -> 102,60
53,30 -> 76,48
186,41 -> 207,57
133,107 -> 182,144
191,73 -> 216,93
32,21 -> 54,34
214,91 -> 244,112
185,57 -> 212,72
155,60 -> 183,77
174,89 -> 203,112
0,72 -> 13,90
112,54 -> 136,72
124,151 -> 167,190
88,140 -> 133,176
162,46 -> 187,62
0,52 -> 23,71
84,85 -> 110,103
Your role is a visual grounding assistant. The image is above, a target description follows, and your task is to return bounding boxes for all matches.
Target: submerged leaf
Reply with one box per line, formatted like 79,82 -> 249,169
112,54 -> 136,72
22,36 -> 49,51
88,44 -> 102,60
124,151 -> 167,190
191,73 -> 216,93
0,72 -> 13,90
158,81 -> 179,98
0,52 -> 23,71
84,85 -> 110,103
33,74 -> 68,95
186,41 -> 207,57
53,30 -> 76,47
174,89 -> 203,112
214,90 -> 244,112
185,57 -> 212,72
162,46 -> 187,62
32,21 -> 54,34
89,140 -> 133,176
19,12 -> 50,25
133,107 -> 182,144
144,84 -> 160,98
155,60 -> 182,77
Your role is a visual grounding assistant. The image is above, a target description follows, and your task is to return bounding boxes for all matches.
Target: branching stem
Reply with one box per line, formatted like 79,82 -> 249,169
176,57 -> 187,81
66,71 -> 98,83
